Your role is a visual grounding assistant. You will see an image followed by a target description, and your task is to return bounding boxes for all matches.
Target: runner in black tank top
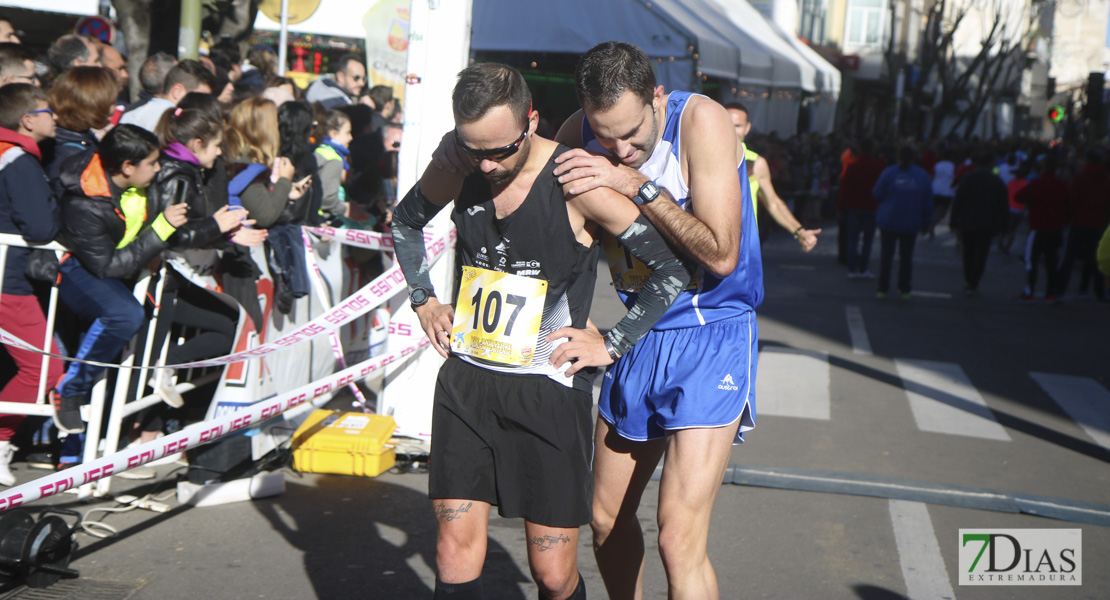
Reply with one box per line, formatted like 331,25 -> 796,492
389,62 -> 689,600
451,144 -> 600,393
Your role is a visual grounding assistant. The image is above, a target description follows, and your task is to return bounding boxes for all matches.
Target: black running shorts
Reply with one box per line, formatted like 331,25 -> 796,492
428,357 -> 593,528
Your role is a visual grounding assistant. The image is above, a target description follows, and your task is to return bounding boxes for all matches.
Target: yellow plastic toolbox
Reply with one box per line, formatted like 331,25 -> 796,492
291,410 -> 396,477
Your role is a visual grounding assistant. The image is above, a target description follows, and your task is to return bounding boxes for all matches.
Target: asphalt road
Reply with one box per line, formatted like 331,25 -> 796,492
2,221 -> 1107,600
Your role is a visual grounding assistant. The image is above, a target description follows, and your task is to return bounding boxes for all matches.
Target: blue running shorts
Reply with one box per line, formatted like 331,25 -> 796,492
599,312 -> 757,442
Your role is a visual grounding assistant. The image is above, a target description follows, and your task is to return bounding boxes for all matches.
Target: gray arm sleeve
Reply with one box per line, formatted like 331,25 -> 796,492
390,183 -> 447,298
605,214 -> 693,355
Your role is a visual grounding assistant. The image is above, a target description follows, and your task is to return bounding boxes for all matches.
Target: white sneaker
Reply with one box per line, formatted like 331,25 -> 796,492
151,368 -> 184,408
116,465 -> 157,480
0,441 -> 16,487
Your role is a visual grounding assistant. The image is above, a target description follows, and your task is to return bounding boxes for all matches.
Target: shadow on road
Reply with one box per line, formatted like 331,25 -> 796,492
851,583 -> 908,600
254,475 -> 530,599
760,340 -> 1110,465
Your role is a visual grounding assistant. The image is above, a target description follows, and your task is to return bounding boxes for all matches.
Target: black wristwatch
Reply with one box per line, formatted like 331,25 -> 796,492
633,180 -> 660,207
409,287 -> 431,311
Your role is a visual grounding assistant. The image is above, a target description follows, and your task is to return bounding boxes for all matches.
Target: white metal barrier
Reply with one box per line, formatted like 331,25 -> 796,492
0,233 -> 67,419
0,226 -> 449,501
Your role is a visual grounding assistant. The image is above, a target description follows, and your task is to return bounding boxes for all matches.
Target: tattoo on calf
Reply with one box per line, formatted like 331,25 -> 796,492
528,533 -> 571,552
433,501 -> 474,522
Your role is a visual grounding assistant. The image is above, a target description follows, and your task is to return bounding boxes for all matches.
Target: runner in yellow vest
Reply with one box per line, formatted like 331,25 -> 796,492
743,142 -> 761,218
725,102 -> 821,251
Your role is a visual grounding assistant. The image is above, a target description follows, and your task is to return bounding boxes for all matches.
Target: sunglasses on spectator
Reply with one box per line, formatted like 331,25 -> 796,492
26,107 -> 52,116
454,126 -> 528,161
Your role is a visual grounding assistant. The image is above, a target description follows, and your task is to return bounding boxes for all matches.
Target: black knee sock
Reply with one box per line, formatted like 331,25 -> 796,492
434,576 -> 483,599
567,572 -> 586,600
537,572 -> 585,600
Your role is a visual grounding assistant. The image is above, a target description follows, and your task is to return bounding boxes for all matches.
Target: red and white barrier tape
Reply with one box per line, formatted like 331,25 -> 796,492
0,229 -> 453,370
0,337 -> 429,512
301,228 -> 370,407
304,226 -> 393,251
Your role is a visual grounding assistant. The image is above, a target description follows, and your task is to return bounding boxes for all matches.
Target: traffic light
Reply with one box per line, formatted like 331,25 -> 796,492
1048,105 -> 1065,123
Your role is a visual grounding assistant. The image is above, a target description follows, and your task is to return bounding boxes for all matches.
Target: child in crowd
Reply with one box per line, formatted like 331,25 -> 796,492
0,84 -> 64,485
314,108 -> 359,223
51,125 -> 188,435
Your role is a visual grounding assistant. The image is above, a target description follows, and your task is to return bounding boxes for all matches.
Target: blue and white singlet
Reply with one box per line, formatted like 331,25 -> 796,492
583,91 -> 764,329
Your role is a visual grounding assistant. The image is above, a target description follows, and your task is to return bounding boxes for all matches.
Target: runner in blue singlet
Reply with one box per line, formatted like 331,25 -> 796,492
554,41 -> 765,599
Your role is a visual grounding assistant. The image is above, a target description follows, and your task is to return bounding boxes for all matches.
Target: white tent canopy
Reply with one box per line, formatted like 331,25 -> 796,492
704,0 -> 813,92
0,1 -> 102,15
472,0 -> 735,93
471,0 -> 813,134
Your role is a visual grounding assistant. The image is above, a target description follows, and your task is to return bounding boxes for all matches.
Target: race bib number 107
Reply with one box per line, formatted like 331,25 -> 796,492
451,267 -> 547,366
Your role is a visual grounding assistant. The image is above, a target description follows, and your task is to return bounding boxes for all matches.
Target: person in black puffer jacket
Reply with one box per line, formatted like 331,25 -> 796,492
138,106 -> 265,436
43,66 -> 119,191
51,125 -> 188,435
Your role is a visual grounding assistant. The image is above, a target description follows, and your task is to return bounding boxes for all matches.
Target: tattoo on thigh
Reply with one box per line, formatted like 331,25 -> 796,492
528,533 -> 571,552
433,501 -> 473,522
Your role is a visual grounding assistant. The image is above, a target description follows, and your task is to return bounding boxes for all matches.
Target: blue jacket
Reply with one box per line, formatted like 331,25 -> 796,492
874,164 -> 934,235
0,128 -> 58,295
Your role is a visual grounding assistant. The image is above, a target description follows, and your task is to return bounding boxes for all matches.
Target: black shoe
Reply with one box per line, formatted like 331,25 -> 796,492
51,394 -> 85,434
24,451 -> 57,470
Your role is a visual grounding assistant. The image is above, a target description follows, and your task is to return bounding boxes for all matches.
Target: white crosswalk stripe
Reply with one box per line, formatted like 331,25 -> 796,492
889,500 -> 957,600
756,349 -> 830,420
1029,372 -> 1110,452
894,359 -> 1010,441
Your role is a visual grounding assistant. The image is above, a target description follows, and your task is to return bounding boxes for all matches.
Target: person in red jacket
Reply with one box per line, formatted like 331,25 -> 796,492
838,138 -> 885,278
1056,150 -> 1109,302
1015,156 -> 1068,301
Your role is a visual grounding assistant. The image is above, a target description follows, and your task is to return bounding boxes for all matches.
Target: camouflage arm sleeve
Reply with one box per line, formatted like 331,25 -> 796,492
605,214 -> 693,356
390,183 -> 446,299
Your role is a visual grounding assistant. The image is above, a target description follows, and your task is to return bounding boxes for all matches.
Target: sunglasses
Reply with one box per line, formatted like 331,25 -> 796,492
26,107 -> 52,116
454,126 -> 528,161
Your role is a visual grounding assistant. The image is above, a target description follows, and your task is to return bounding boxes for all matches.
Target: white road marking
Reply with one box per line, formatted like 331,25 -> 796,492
756,350 -> 830,420
845,305 -> 872,355
895,359 -> 1010,441
1030,372 -> 1110,452
889,500 -> 957,600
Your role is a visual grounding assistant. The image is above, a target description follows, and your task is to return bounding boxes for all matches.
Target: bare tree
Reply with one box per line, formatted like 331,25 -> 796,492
946,0 -> 1039,137
112,0 -> 151,101
111,0 -> 260,99
902,0 -> 1041,138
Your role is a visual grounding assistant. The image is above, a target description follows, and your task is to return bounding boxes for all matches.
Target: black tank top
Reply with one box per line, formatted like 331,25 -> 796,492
451,144 -> 600,392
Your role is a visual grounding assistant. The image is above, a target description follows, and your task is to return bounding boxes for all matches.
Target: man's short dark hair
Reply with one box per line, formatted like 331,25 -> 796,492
0,82 -> 46,130
209,39 -> 241,72
47,34 -> 90,74
723,102 -> 748,116
334,53 -> 364,75
163,59 -> 217,95
368,84 -> 393,112
99,124 -> 160,173
575,41 -> 656,112
452,62 -> 531,129
140,52 -> 177,94
0,42 -> 34,77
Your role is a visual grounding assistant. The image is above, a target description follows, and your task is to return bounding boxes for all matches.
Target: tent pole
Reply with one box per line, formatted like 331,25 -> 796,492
278,0 -> 289,76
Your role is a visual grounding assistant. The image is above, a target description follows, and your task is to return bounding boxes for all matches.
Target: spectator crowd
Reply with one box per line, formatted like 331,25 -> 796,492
0,21 -> 401,484
0,14 -> 1107,490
